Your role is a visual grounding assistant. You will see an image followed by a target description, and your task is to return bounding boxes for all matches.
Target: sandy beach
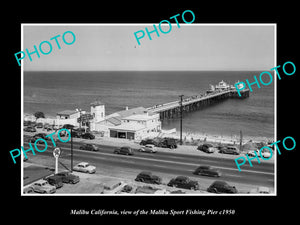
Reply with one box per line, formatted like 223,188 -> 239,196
159,131 -> 273,146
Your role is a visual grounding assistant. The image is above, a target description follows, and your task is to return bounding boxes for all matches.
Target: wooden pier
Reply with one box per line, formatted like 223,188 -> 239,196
147,89 -> 250,120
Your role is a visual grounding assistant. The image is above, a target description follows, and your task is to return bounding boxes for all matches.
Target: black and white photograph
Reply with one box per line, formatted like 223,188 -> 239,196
4,4 -> 298,221
21,24 -> 275,196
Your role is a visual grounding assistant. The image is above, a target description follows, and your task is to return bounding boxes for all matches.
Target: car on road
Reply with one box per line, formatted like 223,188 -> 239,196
207,181 -> 237,194
81,132 -> 95,139
218,145 -> 240,155
135,171 -> 162,184
248,186 -> 271,194
44,175 -> 64,188
73,162 -> 96,174
193,166 -> 221,177
139,144 -> 157,153
79,144 -> 99,151
167,176 -> 199,190
30,180 -> 56,194
55,171 -> 80,184
24,126 -> 36,132
197,143 -> 216,153
113,146 -> 134,155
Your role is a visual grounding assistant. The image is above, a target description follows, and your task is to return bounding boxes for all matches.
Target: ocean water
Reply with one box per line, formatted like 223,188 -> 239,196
24,71 -> 274,138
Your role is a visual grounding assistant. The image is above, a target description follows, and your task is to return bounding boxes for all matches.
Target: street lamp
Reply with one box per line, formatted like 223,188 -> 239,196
179,95 -> 184,145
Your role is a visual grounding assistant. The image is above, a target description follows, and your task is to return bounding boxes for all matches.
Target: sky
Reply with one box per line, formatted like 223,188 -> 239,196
22,24 -> 275,71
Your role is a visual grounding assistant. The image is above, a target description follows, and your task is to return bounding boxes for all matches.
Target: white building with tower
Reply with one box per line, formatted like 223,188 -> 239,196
24,99 -> 162,140
90,100 -> 105,130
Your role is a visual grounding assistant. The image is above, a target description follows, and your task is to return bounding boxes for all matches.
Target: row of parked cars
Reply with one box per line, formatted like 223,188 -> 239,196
197,143 -> 240,154
133,170 -> 236,193
197,143 -> 272,158
24,121 -> 57,132
24,161 -> 96,194
140,137 -> 178,149
24,171 -> 80,194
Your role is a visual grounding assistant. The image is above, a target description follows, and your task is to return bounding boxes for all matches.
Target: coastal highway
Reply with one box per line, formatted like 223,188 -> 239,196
22,140 -> 274,189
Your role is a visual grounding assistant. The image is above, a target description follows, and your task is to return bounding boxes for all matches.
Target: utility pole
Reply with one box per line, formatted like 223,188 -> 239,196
239,130 -> 243,153
70,127 -> 73,172
179,95 -> 184,145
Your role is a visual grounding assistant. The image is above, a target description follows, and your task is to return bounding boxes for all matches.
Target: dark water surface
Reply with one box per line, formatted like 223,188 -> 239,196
24,71 -> 274,138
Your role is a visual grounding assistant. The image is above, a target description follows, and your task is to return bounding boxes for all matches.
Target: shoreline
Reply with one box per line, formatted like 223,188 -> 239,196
162,131 -> 273,145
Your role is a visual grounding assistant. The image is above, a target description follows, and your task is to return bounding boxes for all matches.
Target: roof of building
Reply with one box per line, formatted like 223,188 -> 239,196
115,107 -> 148,118
90,100 -> 104,107
106,116 -> 122,126
109,123 -> 146,132
123,113 -> 157,121
56,110 -> 78,116
106,107 -> 156,119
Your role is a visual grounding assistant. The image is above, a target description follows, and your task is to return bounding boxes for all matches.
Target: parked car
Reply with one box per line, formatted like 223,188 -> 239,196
24,121 -> 32,126
119,184 -> 133,193
29,136 -> 46,144
23,186 -> 34,194
140,139 -> 160,146
99,180 -> 127,194
30,180 -> 56,194
62,124 -> 74,129
158,138 -> 178,149
139,144 -> 157,153
193,166 -> 221,177
248,186 -> 271,194
81,132 -> 95,139
135,171 -> 162,184
170,190 -> 186,194
207,181 -> 237,194
71,130 -> 82,138
73,162 -> 96,174
154,189 -> 170,194
36,123 -> 43,128
197,143 -> 216,153
55,171 -> 80,184
33,133 -> 49,140
24,126 -> 36,132
79,144 -> 99,151
167,176 -> 199,190
218,145 -> 240,155
246,149 -> 272,158
114,146 -> 134,155
135,186 -> 159,194
44,175 -> 63,188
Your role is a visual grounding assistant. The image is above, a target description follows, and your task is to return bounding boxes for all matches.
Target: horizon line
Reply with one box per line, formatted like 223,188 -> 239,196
23,69 -> 273,72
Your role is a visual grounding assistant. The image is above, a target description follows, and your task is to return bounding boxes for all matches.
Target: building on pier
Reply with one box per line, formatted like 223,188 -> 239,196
147,81 -> 250,121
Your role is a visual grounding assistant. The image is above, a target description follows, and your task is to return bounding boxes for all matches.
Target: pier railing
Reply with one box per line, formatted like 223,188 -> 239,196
147,89 -> 249,120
